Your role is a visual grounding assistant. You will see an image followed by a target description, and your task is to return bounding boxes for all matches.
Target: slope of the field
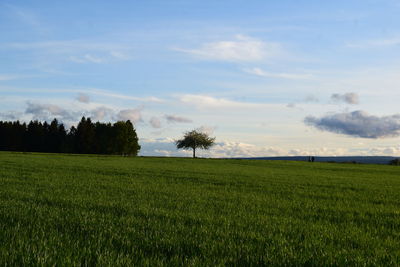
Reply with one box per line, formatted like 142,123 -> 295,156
1,152 -> 399,265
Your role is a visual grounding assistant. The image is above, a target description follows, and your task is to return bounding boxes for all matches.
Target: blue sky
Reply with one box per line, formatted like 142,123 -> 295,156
1,0 -> 400,157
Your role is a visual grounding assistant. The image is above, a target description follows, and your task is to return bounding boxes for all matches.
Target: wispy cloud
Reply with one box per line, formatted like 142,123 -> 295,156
5,4 -> 46,33
68,51 -> 131,64
178,94 -> 262,109
68,54 -> 104,64
305,110 -> 400,138
89,89 -> 164,103
2,40 -> 133,64
347,37 -> 400,48
0,86 -> 164,103
244,67 -> 313,80
110,51 -> 130,60
0,74 -> 21,81
2,40 -> 129,52
175,35 -> 283,62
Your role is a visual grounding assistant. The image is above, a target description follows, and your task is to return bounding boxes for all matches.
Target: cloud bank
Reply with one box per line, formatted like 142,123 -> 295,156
8,101 -> 143,125
305,110 -> 400,138
140,138 -> 400,158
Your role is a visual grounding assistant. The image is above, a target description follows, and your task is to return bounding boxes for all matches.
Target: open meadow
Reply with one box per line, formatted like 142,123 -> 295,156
1,152 -> 400,265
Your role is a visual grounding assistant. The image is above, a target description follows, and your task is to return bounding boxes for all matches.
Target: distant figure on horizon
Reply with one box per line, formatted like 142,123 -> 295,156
311,156 -> 315,162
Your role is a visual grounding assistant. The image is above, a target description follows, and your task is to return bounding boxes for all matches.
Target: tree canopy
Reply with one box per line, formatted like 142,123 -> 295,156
0,117 -> 140,156
175,130 -> 215,158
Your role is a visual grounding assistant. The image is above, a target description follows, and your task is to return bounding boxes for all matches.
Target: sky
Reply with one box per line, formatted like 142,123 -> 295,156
1,0 -> 400,157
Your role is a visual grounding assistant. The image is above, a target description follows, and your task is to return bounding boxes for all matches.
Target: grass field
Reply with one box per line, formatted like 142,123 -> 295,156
1,152 -> 400,265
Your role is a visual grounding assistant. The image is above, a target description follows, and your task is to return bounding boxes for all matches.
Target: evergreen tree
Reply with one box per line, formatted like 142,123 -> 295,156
0,117 -> 140,156
76,117 -> 96,154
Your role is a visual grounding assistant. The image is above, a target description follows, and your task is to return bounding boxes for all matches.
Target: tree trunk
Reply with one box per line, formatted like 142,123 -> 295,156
193,147 -> 196,158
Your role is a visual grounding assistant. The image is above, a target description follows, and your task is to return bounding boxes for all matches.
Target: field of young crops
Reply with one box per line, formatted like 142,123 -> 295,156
1,152 -> 399,265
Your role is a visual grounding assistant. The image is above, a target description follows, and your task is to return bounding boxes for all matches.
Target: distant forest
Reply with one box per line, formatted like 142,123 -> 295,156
0,117 -> 140,156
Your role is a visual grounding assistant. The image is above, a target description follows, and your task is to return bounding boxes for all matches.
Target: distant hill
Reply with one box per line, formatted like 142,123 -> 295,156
240,156 -> 398,165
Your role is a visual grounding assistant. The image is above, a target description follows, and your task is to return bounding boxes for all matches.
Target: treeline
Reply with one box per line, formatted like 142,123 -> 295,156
0,117 -> 140,156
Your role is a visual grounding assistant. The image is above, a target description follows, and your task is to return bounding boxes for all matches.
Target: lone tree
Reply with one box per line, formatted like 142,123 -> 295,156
175,130 -> 215,158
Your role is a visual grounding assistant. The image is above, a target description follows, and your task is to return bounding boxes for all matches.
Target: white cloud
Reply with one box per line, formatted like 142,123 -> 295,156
14,100 -> 144,125
175,35 -> 282,62
89,106 -> 114,121
69,54 -> 104,64
89,89 -> 164,103
25,101 -> 80,121
116,108 -> 142,123
244,67 -> 313,80
110,51 -> 130,60
196,125 -> 216,135
139,138 -> 369,158
70,51 -> 131,63
178,94 -> 261,109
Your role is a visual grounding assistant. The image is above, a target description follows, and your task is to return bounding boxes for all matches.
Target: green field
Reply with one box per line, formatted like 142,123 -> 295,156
1,152 -> 399,265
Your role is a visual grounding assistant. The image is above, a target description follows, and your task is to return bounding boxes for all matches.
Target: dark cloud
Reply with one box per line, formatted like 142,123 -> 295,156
76,93 -> 90,103
331,92 -> 359,104
165,115 -> 192,123
305,110 -> 400,138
